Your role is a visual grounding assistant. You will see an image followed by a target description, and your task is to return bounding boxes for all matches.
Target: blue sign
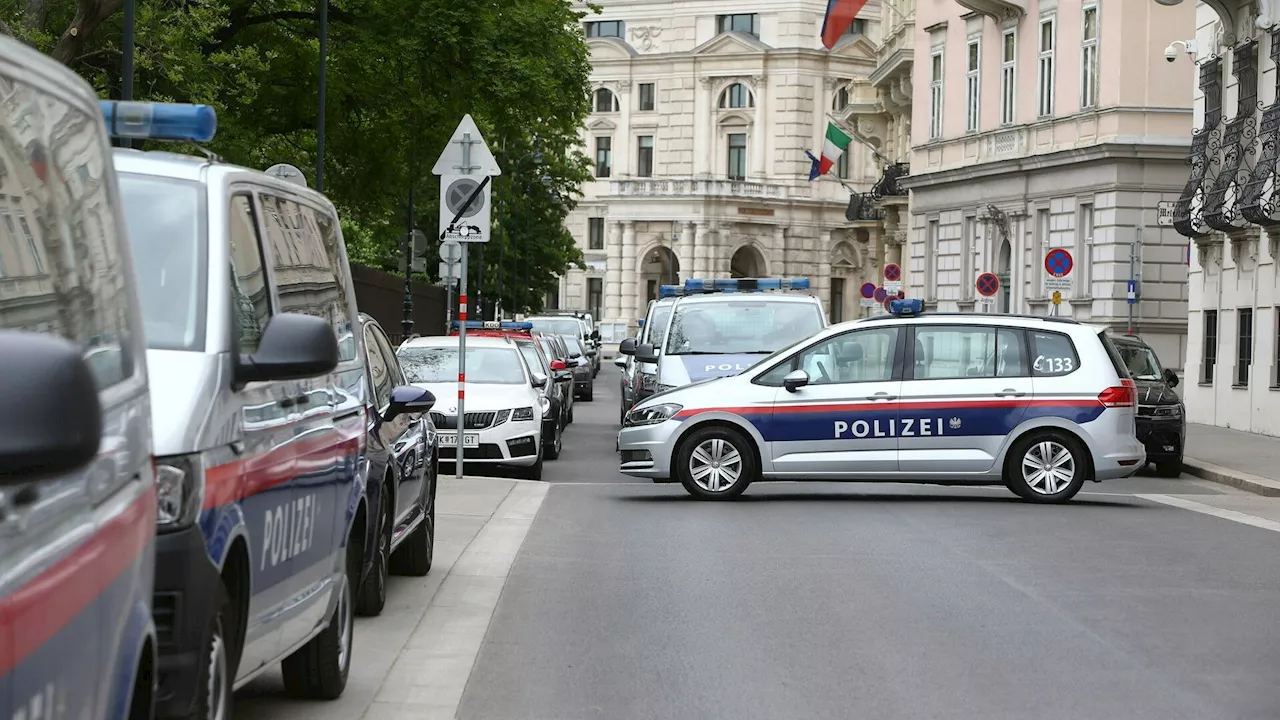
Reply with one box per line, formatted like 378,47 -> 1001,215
1127,279 -> 1138,304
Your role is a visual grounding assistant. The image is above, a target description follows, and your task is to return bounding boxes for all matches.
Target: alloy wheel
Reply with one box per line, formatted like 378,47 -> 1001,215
688,438 -> 743,492
1021,440 -> 1076,495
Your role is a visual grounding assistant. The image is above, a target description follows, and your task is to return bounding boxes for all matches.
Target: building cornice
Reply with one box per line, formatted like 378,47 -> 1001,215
902,141 -> 1194,189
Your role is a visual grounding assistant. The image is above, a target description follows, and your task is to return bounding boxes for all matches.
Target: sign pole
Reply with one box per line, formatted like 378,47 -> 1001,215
457,242 -> 468,479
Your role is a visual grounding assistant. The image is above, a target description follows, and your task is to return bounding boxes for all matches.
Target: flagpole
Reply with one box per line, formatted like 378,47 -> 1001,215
827,113 -> 894,167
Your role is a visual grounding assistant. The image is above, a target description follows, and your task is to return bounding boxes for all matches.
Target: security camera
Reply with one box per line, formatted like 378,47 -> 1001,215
1165,39 -> 1198,63
1165,44 -> 1178,62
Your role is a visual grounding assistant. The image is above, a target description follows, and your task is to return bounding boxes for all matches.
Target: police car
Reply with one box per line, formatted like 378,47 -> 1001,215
619,278 -> 827,397
619,298 -> 1146,503
617,296 -> 678,422
397,334 -> 551,480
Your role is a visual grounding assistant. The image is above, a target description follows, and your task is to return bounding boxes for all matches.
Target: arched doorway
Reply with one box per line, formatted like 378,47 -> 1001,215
730,245 -> 766,278
997,239 -> 1012,314
642,246 -> 680,303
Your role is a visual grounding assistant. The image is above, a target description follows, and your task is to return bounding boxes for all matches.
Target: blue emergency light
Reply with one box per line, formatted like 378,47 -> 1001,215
450,320 -> 534,331
889,298 -> 923,316
657,284 -> 687,298
682,277 -> 811,294
100,101 -> 218,143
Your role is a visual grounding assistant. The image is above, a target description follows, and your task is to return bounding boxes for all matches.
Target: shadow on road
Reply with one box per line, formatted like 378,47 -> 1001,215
614,488 -> 1143,508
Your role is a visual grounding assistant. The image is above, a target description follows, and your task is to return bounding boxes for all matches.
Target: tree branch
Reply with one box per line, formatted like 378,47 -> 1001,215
51,0 -> 124,66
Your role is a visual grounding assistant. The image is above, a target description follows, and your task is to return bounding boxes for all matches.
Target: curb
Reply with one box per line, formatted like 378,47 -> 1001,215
1182,457 -> 1280,497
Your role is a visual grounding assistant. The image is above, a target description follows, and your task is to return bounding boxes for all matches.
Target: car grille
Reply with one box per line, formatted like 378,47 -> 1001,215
430,410 -> 511,430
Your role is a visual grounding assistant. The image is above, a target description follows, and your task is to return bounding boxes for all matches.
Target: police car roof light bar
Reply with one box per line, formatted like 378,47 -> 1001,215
889,298 -> 924,316
449,320 -> 533,331
100,101 -> 218,143
683,277 -> 811,294
658,285 -> 688,298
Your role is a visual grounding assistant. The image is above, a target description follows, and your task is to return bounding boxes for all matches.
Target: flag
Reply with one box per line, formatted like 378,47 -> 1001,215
821,0 -> 869,49
805,150 -> 821,181
816,122 -> 852,177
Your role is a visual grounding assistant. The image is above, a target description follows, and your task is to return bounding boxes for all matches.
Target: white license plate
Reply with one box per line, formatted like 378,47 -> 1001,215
439,433 -> 479,448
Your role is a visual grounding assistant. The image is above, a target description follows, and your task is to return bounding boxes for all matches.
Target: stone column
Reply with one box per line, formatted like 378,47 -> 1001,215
751,75 -> 767,179
774,225 -> 788,276
696,78 -> 715,178
680,222 -> 696,281
605,221 -> 623,320
614,80 -> 632,177
818,230 -> 833,314
621,221 -> 638,326
694,222 -> 712,278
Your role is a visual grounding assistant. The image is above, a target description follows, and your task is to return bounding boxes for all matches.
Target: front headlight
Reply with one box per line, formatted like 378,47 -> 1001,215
155,454 -> 205,530
512,406 -> 536,422
539,396 -> 553,417
640,372 -> 658,392
624,402 -> 682,427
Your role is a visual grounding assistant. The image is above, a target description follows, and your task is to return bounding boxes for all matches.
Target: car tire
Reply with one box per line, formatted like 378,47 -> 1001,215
195,586 -> 234,720
355,483 -> 391,617
1156,458 -> 1182,478
392,471 -> 434,577
545,423 -> 562,460
281,534 -> 355,699
583,383 -> 594,402
567,402 -> 575,424
520,450 -> 544,481
619,403 -> 627,425
676,426 -> 756,500
1004,430 -> 1088,503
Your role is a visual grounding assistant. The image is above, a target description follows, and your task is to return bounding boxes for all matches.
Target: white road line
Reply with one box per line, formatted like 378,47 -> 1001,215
362,480 -> 550,720
1136,493 -> 1280,534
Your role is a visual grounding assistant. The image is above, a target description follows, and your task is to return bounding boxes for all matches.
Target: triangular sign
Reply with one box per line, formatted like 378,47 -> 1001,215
432,115 -> 503,177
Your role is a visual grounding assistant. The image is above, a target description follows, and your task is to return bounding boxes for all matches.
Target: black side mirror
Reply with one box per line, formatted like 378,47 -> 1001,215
0,331 -> 103,482
1162,367 -> 1179,388
586,349 -> 598,358
636,343 -> 659,363
592,330 -> 600,340
555,370 -> 573,382
384,385 -> 435,422
619,337 -> 637,355
783,369 -> 810,394
237,313 -> 339,384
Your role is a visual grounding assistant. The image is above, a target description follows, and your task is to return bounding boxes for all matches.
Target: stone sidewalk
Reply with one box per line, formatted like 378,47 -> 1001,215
1184,423 -> 1280,496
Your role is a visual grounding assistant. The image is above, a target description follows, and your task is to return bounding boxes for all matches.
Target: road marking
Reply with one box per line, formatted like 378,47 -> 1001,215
363,480 -> 550,719
1137,493 -> 1280,534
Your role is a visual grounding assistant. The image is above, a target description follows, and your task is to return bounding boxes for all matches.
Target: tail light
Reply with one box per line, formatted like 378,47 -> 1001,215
1098,378 -> 1136,408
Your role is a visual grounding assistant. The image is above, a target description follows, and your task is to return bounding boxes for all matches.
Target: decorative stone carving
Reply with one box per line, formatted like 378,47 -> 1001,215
823,77 -> 845,90
699,76 -> 717,88
603,80 -> 631,92
751,74 -> 768,88
629,26 -> 662,52
850,113 -> 889,150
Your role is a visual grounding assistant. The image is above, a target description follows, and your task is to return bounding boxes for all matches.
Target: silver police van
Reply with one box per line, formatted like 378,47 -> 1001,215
620,278 -> 827,395
0,37 -> 158,720
619,299 -> 1145,503
103,101 -> 398,717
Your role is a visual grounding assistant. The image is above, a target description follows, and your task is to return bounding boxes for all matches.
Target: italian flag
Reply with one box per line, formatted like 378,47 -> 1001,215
817,122 -> 852,177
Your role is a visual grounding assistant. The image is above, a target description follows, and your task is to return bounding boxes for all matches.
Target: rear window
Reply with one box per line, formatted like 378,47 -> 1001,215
1099,332 -> 1134,380
1030,330 -> 1080,376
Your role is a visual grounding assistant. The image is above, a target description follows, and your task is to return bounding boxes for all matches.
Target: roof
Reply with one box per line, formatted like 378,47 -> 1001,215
848,312 -> 1091,331
672,292 -> 821,307
399,335 -> 516,350
111,148 -> 339,212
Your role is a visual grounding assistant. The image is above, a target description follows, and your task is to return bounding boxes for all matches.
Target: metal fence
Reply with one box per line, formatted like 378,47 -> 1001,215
350,264 -> 446,345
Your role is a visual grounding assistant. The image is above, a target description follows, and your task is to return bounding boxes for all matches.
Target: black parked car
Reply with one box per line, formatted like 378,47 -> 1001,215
536,332 -> 576,423
354,313 -> 440,616
514,335 -> 566,460
1111,334 -> 1184,477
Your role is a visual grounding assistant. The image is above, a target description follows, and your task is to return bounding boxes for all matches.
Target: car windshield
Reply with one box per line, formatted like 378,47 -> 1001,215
643,305 -> 672,345
528,317 -> 582,337
665,300 -> 824,355
118,173 -> 207,351
1117,343 -> 1164,381
397,345 -> 527,385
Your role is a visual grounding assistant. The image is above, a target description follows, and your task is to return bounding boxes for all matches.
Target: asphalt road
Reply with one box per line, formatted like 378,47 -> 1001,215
235,364 -> 1280,720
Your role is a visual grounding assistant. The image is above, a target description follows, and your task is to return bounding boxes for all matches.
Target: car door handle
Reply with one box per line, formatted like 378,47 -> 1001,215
867,392 -> 897,401
996,389 -> 1026,397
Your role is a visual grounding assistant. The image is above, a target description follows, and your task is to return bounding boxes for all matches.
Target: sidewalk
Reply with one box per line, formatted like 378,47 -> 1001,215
1184,423 -> 1280,496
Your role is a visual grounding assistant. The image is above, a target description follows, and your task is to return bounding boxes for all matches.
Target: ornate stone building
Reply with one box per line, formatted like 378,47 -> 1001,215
555,0 -> 910,340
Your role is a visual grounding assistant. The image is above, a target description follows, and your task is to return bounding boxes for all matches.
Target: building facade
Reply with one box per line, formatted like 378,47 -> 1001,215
1170,0 -> 1280,435
902,0 -> 1195,367
557,0 -> 913,339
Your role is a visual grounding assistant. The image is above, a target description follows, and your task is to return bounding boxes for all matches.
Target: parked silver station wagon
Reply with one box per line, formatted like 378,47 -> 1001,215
618,299 -> 1146,503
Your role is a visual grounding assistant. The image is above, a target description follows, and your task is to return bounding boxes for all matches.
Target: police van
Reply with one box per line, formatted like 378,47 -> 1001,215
619,298 -> 1145,503
0,37 -> 158,720
617,295 -> 678,422
103,101 -> 381,717
619,278 -> 827,397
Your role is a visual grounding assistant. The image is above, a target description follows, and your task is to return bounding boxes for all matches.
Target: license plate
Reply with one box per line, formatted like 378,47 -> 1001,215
439,433 -> 479,448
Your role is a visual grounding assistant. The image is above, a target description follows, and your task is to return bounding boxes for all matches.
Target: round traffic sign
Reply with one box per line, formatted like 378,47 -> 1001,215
897,290 -> 905,299
873,287 -> 888,303
860,282 -> 877,299
1045,248 -> 1073,278
440,240 -> 462,264
883,263 -> 902,282
976,272 -> 1000,297
445,178 -> 484,218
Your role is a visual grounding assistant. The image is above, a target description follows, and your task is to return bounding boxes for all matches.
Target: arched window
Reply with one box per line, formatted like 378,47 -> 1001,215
832,86 -> 849,111
718,83 -> 754,109
593,88 -> 619,113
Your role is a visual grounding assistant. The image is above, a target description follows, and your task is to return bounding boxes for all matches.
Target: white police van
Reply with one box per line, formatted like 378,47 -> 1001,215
616,294 -> 678,422
0,37 -> 158,720
620,278 -> 827,396
102,100 -> 401,718
619,298 -> 1146,503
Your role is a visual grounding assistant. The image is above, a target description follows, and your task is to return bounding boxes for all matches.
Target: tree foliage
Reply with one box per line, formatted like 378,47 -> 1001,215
2,0 -> 593,314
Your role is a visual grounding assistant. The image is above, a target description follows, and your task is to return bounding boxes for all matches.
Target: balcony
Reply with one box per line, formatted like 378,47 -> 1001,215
870,163 -> 910,199
607,178 -> 805,200
953,0 -> 1025,21
846,192 -> 884,222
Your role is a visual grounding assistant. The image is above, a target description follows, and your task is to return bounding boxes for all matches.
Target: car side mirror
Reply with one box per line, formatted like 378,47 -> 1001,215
619,337 -> 637,355
636,343 -> 659,363
783,369 -> 810,394
531,371 -> 548,388
384,385 -> 435,422
1162,367 -> 1179,388
236,313 -> 339,384
613,356 -> 627,368
550,359 -> 567,371
555,370 -> 573,381
586,349 -> 598,358
592,330 -> 600,340
0,331 -> 104,482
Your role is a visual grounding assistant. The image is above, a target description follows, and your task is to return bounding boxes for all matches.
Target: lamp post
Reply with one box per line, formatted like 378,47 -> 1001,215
317,0 -> 328,192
